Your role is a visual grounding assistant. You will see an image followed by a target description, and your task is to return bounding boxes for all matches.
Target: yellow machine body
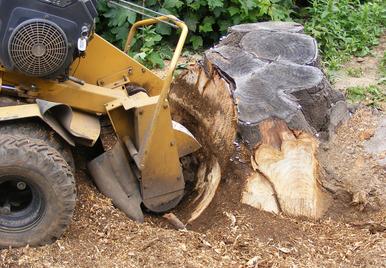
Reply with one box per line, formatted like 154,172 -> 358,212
0,16 -> 200,220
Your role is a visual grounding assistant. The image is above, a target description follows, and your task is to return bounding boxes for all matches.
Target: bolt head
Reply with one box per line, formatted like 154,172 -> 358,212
16,182 -> 27,190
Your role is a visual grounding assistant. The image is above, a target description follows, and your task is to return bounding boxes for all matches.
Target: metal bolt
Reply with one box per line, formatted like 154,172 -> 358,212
170,141 -> 175,147
17,182 -> 27,190
163,104 -> 169,109
0,204 -> 11,215
138,110 -> 144,115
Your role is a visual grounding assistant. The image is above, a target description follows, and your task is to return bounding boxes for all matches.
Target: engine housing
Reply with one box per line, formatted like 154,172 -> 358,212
0,0 -> 97,79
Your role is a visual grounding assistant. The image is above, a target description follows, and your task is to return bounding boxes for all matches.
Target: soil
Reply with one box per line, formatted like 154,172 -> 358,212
1,37 -> 385,267
333,35 -> 386,111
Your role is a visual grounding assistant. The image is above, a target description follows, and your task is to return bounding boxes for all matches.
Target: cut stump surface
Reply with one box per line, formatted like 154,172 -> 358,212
171,22 -> 348,220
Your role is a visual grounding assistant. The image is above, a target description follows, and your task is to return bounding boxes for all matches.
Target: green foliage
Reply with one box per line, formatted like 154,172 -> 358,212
346,67 -> 363,78
346,85 -> 386,108
96,0 -> 295,68
96,0 -> 385,71
301,0 -> 386,70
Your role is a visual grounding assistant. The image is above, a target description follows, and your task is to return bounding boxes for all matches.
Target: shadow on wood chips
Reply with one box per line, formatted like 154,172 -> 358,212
0,107 -> 384,268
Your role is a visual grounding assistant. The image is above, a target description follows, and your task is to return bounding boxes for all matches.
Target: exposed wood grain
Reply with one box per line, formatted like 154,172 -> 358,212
171,21 -> 348,220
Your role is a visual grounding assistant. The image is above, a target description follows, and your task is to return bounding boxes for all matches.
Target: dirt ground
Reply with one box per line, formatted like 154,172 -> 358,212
1,36 -> 385,267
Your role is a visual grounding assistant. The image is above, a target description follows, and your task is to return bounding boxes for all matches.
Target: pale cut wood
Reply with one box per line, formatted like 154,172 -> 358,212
242,171 -> 280,214
163,213 -> 186,230
188,158 -> 221,223
171,21 -> 348,221
254,119 -> 326,218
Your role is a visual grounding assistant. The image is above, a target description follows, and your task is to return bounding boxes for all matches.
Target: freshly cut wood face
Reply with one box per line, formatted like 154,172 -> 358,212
242,119 -> 326,219
171,21 -> 348,221
188,158 -> 221,223
242,172 -> 280,214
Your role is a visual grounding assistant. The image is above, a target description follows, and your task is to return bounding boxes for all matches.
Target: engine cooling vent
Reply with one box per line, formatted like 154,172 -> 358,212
8,19 -> 68,77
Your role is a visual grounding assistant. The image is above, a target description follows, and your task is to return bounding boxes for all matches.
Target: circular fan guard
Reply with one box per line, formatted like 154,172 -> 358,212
8,19 -> 68,77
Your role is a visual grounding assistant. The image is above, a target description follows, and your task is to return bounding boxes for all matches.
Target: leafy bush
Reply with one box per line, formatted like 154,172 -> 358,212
301,0 -> 386,70
96,0 -> 295,68
96,0 -> 385,70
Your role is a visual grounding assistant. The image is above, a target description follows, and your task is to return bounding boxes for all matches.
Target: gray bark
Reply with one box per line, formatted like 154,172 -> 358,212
204,22 -> 347,147
220,21 -> 304,47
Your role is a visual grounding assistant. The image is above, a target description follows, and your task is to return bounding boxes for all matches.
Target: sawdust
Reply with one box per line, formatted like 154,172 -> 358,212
1,106 -> 385,267
0,166 -> 385,267
320,108 -> 386,219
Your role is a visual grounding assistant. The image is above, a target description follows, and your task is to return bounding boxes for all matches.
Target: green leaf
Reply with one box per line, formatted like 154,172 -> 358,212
184,13 -> 200,32
148,52 -> 165,68
190,35 -> 203,50
228,6 -> 240,16
163,0 -> 184,9
156,23 -> 172,35
207,0 -> 224,10
199,16 -> 215,33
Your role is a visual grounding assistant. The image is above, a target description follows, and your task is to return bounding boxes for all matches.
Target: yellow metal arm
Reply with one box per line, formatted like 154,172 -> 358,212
125,16 -> 189,168
125,15 -> 188,86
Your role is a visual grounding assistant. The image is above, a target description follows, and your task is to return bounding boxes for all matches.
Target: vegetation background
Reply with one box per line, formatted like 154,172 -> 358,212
96,0 -> 385,70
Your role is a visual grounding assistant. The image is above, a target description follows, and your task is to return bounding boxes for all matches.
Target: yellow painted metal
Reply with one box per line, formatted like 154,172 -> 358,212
0,102 -> 100,146
62,110 -> 101,145
135,101 -> 184,211
0,104 -> 41,121
127,16 -> 189,170
2,70 -> 126,114
0,16 -> 199,212
71,35 -> 164,96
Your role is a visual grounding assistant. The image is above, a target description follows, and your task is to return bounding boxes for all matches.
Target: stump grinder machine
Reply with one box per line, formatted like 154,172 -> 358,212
0,0 -> 201,247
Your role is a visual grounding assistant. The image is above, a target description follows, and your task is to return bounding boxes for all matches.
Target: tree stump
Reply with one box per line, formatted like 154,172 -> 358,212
171,22 -> 349,220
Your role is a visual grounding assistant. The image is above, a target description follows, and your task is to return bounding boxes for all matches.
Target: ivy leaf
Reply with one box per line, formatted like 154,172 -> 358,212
104,8 -> 136,27
218,20 -> 232,32
188,0 -> 206,10
163,0 -> 184,9
156,23 -> 172,35
228,6 -> 240,16
148,52 -> 165,68
190,35 -> 203,50
185,13 -> 199,32
199,16 -> 216,33
207,0 -> 224,10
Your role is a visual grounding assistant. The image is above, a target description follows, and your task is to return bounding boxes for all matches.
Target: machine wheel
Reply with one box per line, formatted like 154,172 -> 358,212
0,119 -> 75,170
0,135 -> 76,248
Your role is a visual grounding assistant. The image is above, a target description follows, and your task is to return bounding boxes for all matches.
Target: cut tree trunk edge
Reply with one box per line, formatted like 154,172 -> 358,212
171,66 -> 330,219
170,22 -> 349,220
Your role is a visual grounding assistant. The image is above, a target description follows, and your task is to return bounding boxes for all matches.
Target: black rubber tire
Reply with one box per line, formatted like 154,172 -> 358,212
0,119 -> 75,171
0,135 -> 76,248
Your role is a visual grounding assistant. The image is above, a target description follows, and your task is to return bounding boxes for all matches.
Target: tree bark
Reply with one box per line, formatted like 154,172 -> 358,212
170,22 -> 348,219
